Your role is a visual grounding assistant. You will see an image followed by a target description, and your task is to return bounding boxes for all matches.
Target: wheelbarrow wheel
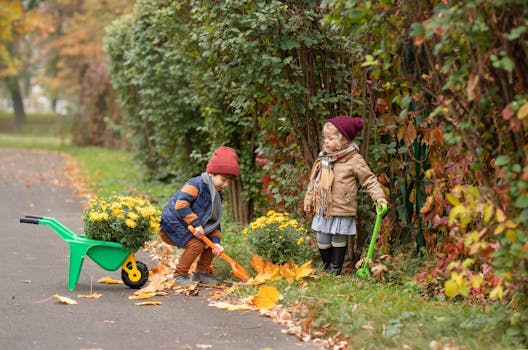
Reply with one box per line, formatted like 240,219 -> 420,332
121,261 -> 149,289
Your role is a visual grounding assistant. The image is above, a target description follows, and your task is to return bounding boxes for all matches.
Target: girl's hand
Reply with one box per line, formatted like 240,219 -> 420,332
212,243 -> 224,256
303,204 -> 311,213
376,198 -> 388,206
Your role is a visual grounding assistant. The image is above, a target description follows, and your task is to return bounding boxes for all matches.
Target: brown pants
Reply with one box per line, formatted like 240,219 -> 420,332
159,230 -> 213,276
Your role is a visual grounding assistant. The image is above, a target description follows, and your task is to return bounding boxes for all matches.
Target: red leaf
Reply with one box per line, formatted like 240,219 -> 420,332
502,105 -> 515,120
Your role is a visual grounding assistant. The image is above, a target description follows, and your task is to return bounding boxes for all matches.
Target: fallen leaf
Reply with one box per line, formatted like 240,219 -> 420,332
250,254 -> 265,274
371,263 -> 388,278
77,293 -> 103,299
251,261 -> 281,285
253,285 -> 281,310
129,292 -> 168,300
134,301 -> 162,306
134,270 -> 171,294
208,301 -> 252,311
279,262 -> 296,282
53,294 -> 77,305
295,260 -> 314,280
97,276 -> 123,284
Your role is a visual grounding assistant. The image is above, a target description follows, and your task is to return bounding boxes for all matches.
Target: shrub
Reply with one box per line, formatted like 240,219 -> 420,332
83,195 -> 160,251
245,210 -> 315,264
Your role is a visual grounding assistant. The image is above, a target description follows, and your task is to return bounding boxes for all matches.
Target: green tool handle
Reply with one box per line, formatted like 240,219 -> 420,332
365,203 -> 388,260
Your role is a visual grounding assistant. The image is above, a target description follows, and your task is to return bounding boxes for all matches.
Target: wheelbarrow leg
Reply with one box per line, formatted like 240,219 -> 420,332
67,241 -> 90,291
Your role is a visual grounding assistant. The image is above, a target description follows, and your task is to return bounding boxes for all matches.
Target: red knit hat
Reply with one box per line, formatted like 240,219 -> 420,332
206,146 -> 240,177
327,116 -> 364,142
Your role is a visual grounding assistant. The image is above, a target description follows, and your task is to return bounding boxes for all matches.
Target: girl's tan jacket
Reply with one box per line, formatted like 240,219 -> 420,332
304,151 -> 386,217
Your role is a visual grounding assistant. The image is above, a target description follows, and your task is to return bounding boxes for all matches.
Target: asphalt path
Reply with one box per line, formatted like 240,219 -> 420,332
0,149 -> 317,350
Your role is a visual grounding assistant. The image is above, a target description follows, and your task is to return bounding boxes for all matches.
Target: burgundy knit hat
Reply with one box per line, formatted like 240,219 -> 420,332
327,116 -> 365,142
206,146 -> 240,177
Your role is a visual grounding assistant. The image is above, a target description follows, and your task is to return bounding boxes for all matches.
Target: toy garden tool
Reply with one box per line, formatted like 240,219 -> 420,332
356,203 -> 388,279
188,226 -> 250,281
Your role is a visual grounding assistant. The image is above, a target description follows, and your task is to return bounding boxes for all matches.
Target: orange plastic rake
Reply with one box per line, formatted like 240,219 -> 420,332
188,226 -> 250,281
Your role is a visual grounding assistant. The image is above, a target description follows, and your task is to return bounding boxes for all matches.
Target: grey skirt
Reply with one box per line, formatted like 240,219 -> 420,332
311,214 -> 357,235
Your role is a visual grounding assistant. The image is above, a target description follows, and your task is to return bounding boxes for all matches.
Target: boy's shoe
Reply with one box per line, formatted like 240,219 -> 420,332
174,274 -> 195,285
192,272 -> 219,285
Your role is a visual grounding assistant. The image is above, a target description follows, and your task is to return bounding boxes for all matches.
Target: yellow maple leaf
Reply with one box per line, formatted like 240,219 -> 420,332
97,276 -> 123,284
250,254 -> 265,274
295,260 -> 314,280
53,294 -> 78,305
77,293 -> 102,299
251,261 -> 281,285
253,285 -> 280,310
279,262 -> 296,282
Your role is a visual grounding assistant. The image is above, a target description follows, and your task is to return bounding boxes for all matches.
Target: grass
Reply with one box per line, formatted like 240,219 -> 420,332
1,111 -> 521,349
0,112 -> 175,206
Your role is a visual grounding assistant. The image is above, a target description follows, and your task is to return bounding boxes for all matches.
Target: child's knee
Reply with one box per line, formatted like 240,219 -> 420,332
185,237 -> 205,254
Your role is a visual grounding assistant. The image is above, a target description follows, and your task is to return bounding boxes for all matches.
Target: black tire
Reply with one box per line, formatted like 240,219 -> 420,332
121,261 -> 149,289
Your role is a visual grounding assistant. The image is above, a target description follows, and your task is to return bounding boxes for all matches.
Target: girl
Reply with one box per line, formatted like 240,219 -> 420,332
303,116 -> 387,274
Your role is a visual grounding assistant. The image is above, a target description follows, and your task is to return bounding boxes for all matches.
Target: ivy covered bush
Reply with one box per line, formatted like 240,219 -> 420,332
83,195 -> 160,251
245,211 -> 315,264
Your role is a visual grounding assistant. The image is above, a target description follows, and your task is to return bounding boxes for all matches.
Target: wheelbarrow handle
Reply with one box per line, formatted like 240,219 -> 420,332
20,215 -> 43,224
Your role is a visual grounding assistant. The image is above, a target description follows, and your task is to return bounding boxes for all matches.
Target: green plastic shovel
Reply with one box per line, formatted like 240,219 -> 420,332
356,203 -> 388,279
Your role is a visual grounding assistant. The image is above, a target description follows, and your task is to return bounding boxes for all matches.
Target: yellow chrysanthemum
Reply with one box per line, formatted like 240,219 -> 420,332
150,221 -> 160,233
125,218 -> 137,228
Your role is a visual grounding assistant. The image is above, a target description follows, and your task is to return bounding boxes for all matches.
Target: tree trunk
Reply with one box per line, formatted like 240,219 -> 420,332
6,76 -> 26,125
228,178 -> 249,224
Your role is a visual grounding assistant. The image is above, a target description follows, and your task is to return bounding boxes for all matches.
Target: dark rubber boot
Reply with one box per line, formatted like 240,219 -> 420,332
319,248 -> 332,270
329,246 -> 347,275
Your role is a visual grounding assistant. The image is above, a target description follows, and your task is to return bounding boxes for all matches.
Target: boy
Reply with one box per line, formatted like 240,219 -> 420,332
159,146 -> 240,285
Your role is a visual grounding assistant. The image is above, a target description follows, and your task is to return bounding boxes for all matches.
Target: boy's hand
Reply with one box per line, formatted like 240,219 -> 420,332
192,225 -> 204,239
212,243 -> 224,257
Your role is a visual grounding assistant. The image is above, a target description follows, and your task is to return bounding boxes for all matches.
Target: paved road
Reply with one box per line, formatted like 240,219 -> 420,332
0,149 -> 317,350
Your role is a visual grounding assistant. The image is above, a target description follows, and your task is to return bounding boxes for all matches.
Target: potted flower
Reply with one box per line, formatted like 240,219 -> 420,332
245,210 -> 316,264
83,195 -> 160,251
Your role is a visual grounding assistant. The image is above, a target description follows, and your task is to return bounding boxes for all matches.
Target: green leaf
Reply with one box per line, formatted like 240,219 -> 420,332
494,156 -> 509,167
361,54 -> 379,67
514,194 -> 528,209
410,22 -> 425,36
505,25 -> 526,40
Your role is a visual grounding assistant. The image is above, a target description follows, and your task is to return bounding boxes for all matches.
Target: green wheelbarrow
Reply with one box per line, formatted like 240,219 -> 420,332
356,203 -> 388,279
20,215 -> 149,291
